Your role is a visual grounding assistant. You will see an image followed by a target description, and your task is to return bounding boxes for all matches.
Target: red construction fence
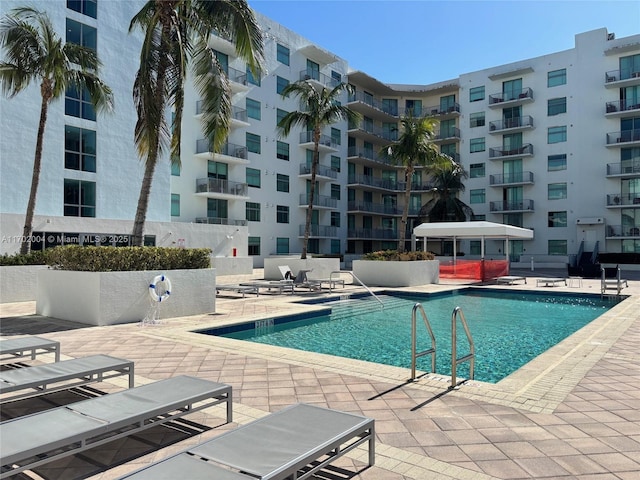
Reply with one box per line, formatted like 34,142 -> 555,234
439,259 -> 509,281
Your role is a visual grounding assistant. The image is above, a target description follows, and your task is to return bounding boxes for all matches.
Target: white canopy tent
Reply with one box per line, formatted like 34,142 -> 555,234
412,221 -> 534,264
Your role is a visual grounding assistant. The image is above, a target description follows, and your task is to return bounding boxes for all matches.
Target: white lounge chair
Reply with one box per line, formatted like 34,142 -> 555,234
0,336 -> 60,363
0,354 -> 134,404
0,375 -> 232,479
117,403 -> 375,480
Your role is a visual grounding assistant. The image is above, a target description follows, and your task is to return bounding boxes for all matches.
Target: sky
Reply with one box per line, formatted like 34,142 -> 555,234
249,0 -> 640,84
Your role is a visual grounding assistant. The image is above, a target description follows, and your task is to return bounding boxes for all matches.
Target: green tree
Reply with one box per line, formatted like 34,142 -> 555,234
382,113 -> 446,252
129,0 -> 263,246
419,159 -> 474,222
0,7 -> 113,254
278,80 -> 360,259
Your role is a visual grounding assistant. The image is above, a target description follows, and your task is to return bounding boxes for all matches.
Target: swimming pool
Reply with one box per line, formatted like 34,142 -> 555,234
200,288 -> 621,383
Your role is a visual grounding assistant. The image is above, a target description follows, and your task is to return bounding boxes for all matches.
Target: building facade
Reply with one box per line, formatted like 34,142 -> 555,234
1,1 -> 639,268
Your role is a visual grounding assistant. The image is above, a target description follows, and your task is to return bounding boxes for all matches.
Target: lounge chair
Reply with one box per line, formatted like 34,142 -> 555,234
0,354 -> 134,404
239,280 -> 294,294
293,270 -> 321,291
536,277 -> 567,287
216,284 -> 260,297
117,403 -> 375,480
0,375 -> 232,479
495,275 -> 527,285
278,265 -> 296,281
0,336 -> 60,363
601,265 -> 628,295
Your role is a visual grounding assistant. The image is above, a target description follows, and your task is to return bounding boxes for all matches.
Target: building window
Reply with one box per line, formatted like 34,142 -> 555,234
548,154 -> 567,171
171,159 -> 181,176
66,18 -> 96,50
64,179 -> 95,217
246,132 -> 261,153
246,65 -> 261,86
331,183 -> 341,200
246,167 -> 261,187
331,239 -> 340,254
276,108 -> 288,125
470,240 -> 481,255
547,68 -> 566,87
331,211 -> 341,228
472,214 -> 486,221
276,173 -> 289,192
67,0 -> 97,18
276,237 -> 289,255
246,98 -> 261,120
469,86 -> 485,102
470,137 -> 485,153
548,239 -> 567,255
65,86 -> 96,120
548,126 -> 567,143
276,76 -> 289,95
246,202 -> 260,222
548,211 -> 567,227
548,97 -> 566,116
331,128 -> 341,145
276,141 -> 289,161
248,236 -> 260,256
276,205 -> 289,223
65,125 -> 96,172
276,43 -> 290,65
469,112 -> 485,128
548,183 -> 567,200
171,194 -> 180,217
331,155 -> 341,172
470,188 -> 485,204
469,163 -> 485,178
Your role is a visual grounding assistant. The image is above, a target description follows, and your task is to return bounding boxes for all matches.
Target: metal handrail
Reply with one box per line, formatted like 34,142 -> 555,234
330,271 -> 383,307
451,307 -> 475,388
410,303 -> 436,381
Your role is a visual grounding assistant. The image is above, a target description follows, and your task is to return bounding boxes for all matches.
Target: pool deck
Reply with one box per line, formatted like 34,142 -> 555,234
1,270 -> 639,480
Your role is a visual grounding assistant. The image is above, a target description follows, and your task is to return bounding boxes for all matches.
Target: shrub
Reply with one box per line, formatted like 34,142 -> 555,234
0,250 -> 48,266
45,246 -> 211,271
361,250 -> 435,261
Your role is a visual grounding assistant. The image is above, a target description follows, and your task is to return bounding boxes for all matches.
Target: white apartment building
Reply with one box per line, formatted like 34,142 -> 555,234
1,1 -> 639,269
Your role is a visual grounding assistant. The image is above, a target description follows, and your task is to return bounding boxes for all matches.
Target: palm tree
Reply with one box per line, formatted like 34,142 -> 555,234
382,113 -> 445,253
0,7 -> 113,254
277,80 -> 361,259
419,159 -> 474,222
129,0 -> 263,246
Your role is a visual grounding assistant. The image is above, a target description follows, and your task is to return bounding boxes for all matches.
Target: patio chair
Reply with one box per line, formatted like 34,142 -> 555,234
293,269 -> 321,291
0,375 -> 232,479
117,403 -> 375,480
0,354 -> 134,404
0,336 -> 60,363
278,265 -> 296,281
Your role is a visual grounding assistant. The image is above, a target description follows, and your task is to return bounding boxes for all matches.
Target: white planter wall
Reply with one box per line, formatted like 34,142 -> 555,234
0,265 -> 48,303
36,268 -> 216,326
352,260 -> 439,287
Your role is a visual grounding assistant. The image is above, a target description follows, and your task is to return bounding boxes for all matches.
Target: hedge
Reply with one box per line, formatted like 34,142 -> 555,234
0,250 -> 48,266
361,250 -> 435,261
44,246 -> 211,271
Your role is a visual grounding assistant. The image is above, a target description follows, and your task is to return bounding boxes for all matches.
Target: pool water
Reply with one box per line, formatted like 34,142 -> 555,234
204,289 -> 620,383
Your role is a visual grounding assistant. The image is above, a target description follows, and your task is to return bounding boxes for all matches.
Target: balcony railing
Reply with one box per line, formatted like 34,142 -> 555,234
227,66 -> 247,85
195,178 -> 248,196
298,163 -> 338,179
194,217 -> 247,226
435,127 -> 461,141
299,131 -> 338,149
299,69 -> 342,88
196,140 -> 248,160
347,146 -> 392,165
606,193 -> 640,206
606,225 -> 640,237
425,103 -> 461,116
489,144 -> 533,159
298,194 -> 338,208
489,171 -> 534,185
607,161 -> 640,176
196,101 -> 247,121
489,87 -> 533,105
489,199 -> 534,212
348,121 -> 397,141
347,91 -> 398,116
348,201 -> 401,215
605,69 -> 640,83
606,129 -> 640,145
298,224 -> 338,237
605,99 -> 640,114
348,174 -> 398,190
489,116 -> 534,131
347,228 -> 398,239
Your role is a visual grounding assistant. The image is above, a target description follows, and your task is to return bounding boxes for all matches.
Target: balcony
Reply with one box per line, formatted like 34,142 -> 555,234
348,174 -> 399,190
227,66 -> 249,94
606,161 -> 640,177
489,116 -> 534,133
298,163 -> 338,180
298,224 -> 338,238
604,69 -> 640,88
195,178 -> 248,199
347,228 -> 398,240
347,146 -> 393,167
606,129 -> 640,147
347,120 -> 396,143
195,140 -> 249,165
347,91 -> 397,120
605,99 -> 640,117
488,87 -> 533,108
299,131 -> 339,152
434,127 -> 461,143
606,225 -> 640,238
489,143 -> 533,160
606,193 -> 640,207
489,171 -> 534,186
489,199 -> 534,213
299,69 -> 342,89
298,194 -> 338,209
194,217 -> 247,226
348,201 -> 401,215
425,103 -> 461,118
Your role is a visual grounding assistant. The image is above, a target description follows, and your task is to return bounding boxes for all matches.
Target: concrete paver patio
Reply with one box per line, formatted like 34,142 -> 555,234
1,270 -> 639,479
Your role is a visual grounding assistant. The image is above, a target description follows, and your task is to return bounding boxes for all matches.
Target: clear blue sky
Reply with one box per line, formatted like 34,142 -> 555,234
249,0 -> 640,84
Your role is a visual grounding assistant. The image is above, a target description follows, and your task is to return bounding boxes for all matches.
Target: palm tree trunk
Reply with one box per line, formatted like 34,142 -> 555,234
20,84 -> 51,255
302,129 -> 321,259
398,165 -> 414,253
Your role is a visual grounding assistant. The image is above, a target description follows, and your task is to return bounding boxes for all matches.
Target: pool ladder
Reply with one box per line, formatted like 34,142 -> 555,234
410,304 -> 475,388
